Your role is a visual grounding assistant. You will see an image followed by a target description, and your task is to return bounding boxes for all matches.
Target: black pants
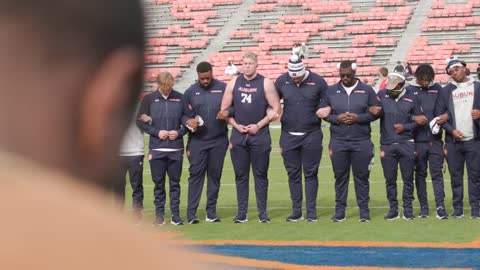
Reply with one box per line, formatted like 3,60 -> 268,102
230,130 -> 271,216
186,136 -> 228,220
149,150 -> 183,217
330,138 -> 373,213
280,129 -> 322,216
113,155 -> 144,209
445,140 -> 480,211
414,140 -> 445,209
380,142 -> 415,210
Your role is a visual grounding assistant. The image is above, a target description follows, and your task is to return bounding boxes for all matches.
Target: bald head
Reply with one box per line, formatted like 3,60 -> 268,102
0,0 -> 145,188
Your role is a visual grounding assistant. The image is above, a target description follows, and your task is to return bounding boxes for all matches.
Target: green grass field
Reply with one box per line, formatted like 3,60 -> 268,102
125,122 -> 480,243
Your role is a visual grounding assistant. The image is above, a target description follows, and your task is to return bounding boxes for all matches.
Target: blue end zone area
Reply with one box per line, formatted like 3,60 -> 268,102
201,245 -> 480,269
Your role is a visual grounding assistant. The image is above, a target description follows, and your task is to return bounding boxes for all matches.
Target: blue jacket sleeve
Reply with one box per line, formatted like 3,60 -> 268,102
319,90 -> 338,124
136,96 -> 159,138
403,97 -> 420,132
357,88 -> 379,123
181,90 -> 195,126
434,87 -> 454,134
403,119 -> 418,132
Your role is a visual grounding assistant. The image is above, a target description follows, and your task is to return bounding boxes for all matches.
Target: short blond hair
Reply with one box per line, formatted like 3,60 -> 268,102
156,72 -> 175,91
243,51 -> 258,63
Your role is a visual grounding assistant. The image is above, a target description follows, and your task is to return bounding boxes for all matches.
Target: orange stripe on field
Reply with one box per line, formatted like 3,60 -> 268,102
190,253 -> 472,270
182,238 -> 480,249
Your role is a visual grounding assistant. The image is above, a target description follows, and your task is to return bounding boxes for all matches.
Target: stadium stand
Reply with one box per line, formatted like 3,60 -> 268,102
208,0 -> 418,85
144,0 -> 480,90
406,0 -> 480,83
143,0 -> 243,90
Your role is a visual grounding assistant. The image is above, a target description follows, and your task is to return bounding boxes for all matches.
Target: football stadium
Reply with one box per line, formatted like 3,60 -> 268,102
138,0 -> 480,268
2,0 -> 480,269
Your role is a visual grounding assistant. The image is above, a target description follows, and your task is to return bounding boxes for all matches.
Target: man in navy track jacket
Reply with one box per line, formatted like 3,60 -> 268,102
137,72 -> 187,226
373,72 -> 422,221
275,55 -> 328,222
182,62 -> 228,224
319,60 -> 377,222
407,64 -> 448,219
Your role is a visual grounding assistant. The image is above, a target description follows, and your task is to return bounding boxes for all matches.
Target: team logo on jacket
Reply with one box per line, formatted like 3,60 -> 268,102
402,98 -> 413,103
355,90 -> 365,94
211,90 -> 222,93
306,82 -> 316,85
169,98 -> 181,102
155,99 -> 160,102
428,90 -> 438,93
195,92 -> 200,95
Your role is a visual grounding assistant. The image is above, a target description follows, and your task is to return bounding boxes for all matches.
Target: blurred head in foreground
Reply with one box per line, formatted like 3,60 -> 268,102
0,0 -> 144,187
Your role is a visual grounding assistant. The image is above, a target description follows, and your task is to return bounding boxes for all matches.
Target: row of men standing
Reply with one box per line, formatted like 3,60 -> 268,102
114,53 -> 480,225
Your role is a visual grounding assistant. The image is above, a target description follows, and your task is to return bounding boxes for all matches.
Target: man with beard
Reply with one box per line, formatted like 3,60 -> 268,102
182,61 -> 228,224
372,72 -> 421,220
318,60 -> 378,222
275,55 -> 328,222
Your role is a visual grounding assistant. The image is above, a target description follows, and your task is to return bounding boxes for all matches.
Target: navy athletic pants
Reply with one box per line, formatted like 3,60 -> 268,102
414,140 -> 445,209
280,129 -> 322,217
230,130 -> 271,216
380,142 -> 415,210
149,150 -> 183,217
186,136 -> 228,220
113,155 -> 144,209
444,140 -> 480,211
330,138 -> 373,213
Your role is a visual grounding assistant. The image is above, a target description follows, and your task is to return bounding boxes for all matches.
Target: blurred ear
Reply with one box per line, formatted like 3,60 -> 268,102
75,47 -> 142,180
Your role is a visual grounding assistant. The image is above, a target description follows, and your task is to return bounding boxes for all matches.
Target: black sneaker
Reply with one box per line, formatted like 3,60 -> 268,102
384,209 -> 399,220
419,207 -> 429,218
305,213 -> 318,222
171,215 -> 184,226
471,208 -> 480,219
359,209 -> 370,222
452,208 -> 464,219
188,217 -> 200,224
403,209 -> 415,220
233,213 -> 248,223
258,213 -> 271,223
436,207 -> 448,220
286,212 -> 303,222
206,214 -> 222,223
153,215 -> 166,226
331,212 -> 346,222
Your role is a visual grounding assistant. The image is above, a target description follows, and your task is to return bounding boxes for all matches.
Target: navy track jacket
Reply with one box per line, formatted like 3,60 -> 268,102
321,79 -> 377,141
407,82 -> 444,142
377,88 -> 421,145
137,90 -> 186,150
275,71 -> 328,133
182,79 -> 228,141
